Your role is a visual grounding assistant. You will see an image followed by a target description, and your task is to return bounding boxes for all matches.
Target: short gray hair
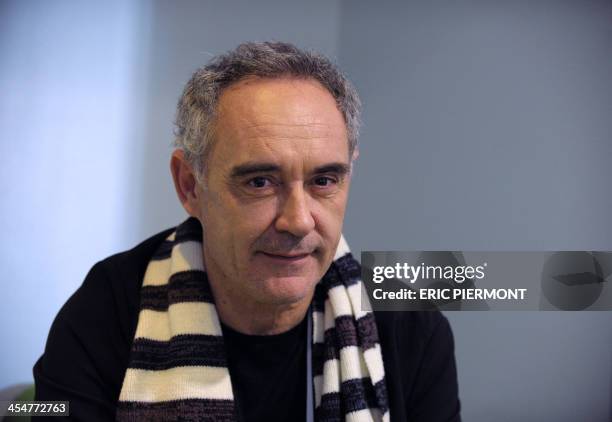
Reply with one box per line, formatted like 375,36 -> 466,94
173,41 -> 361,177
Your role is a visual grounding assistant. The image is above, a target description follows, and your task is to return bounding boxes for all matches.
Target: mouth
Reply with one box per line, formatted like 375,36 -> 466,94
259,251 -> 313,263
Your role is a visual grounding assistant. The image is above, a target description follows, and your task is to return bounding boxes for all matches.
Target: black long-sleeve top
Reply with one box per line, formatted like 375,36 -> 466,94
33,226 -> 461,421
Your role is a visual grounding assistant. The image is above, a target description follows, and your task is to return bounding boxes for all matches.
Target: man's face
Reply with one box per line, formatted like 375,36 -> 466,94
193,77 -> 352,307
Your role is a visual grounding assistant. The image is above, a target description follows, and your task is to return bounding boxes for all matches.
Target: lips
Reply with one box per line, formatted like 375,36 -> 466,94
260,251 -> 312,261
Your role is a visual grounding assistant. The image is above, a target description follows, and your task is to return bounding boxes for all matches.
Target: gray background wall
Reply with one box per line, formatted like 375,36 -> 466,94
2,1 -> 611,420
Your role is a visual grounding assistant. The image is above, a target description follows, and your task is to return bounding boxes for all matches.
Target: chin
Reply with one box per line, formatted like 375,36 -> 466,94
247,253 -> 323,303
254,275 -> 318,306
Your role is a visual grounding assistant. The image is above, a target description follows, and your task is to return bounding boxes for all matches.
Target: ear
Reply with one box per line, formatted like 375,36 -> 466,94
170,149 -> 202,217
349,146 -> 360,174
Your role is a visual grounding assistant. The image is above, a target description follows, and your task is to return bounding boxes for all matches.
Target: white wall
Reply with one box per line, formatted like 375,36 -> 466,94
338,1 -> 612,420
0,0 -> 146,385
0,0 -> 342,386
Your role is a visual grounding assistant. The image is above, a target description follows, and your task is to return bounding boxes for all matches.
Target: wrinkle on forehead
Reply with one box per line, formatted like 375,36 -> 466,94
208,77 -> 350,174
239,122 -> 339,143
242,136 -> 339,168
216,77 -> 345,130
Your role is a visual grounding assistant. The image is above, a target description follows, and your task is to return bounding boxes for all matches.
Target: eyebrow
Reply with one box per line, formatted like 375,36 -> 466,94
312,163 -> 351,175
230,163 -> 281,178
229,162 -> 350,178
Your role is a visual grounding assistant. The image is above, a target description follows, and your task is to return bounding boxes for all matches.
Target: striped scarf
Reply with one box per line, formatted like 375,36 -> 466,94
116,217 -> 389,421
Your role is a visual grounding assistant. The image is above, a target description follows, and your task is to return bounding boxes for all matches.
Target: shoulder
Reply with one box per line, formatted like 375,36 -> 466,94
373,311 -> 455,366
93,227 -> 176,322
41,224 -> 176,348
34,226 -> 176,412
61,226 -> 175,341
373,311 -> 460,421
97,225 -> 176,287
374,310 -> 451,352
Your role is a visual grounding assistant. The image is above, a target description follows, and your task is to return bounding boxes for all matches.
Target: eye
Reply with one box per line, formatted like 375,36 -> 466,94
313,176 -> 337,187
247,176 -> 273,188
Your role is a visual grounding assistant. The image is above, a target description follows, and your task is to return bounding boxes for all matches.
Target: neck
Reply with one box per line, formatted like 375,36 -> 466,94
214,292 -> 312,335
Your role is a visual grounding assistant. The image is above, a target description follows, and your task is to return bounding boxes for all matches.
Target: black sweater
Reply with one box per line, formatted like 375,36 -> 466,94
33,226 -> 461,421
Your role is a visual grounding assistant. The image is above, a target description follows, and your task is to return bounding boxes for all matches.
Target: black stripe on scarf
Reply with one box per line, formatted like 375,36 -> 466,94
150,219 -> 203,260
312,313 -> 380,377
316,377 -> 381,419
129,335 -> 227,370
322,254 -> 361,288
140,270 -> 214,310
116,398 -> 236,422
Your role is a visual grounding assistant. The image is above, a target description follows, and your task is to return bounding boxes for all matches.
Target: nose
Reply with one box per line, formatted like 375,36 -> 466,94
274,185 -> 315,237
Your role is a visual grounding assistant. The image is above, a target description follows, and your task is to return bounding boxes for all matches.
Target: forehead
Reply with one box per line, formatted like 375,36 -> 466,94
208,77 -> 349,171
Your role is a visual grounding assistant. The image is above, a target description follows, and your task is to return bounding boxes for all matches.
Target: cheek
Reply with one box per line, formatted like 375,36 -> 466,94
203,192 -> 279,248
311,196 -> 349,253
316,193 -> 349,228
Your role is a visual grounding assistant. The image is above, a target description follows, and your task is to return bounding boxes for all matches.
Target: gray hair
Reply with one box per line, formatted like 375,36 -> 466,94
173,41 -> 361,178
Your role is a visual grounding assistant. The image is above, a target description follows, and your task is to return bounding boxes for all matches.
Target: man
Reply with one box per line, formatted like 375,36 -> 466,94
34,42 -> 460,421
